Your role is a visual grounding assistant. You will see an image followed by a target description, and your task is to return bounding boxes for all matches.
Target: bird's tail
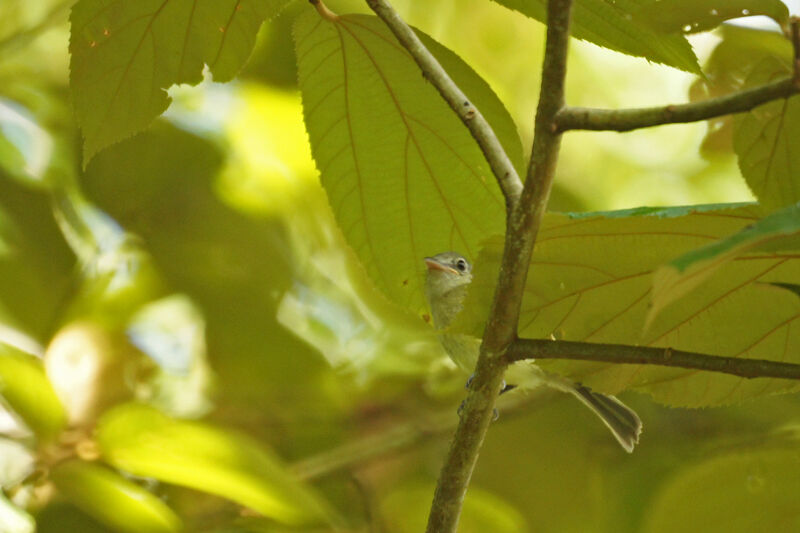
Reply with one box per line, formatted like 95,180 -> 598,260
504,362 -> 642,452
566,384 -> 642,453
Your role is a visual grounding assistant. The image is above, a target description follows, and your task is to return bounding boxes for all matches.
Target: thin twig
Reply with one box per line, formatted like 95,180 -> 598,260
506,339 -> 800,381
289,392 -> 547,481
792,17 -> 800,87
558,17 -> 800,132
365,0 -> 523,208
423,2 -> 575,532
555,78 -> 798,132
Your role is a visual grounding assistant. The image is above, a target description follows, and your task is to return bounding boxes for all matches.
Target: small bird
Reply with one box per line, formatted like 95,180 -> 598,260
424,251 -> 642,452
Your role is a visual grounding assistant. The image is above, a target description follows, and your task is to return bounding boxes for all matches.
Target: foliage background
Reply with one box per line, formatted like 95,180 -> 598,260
1,0 -> 800,531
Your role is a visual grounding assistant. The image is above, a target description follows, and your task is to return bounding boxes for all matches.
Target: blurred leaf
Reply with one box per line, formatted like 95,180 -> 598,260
0,173 -> 75,341
0,343 -> 66,443
635,0 -> 789,34
0,493 -> 34,533
0,97 -> 53,187
81,121 -> 333,417
69,0 -> 288,164
45,321 -> 137,427
97,403 -> 337,526
455,204 -> 800,407
650,203 -> 800,325
51,459 -> 182,533
380,483 -> 526,533
733,62 -> 800,211
691,26 -> 792,158
295,12 -> 514,312
644,448 -> 800,532
492,0 -> 699,73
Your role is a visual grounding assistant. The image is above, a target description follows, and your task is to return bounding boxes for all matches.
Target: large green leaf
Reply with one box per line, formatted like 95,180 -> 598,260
690,26 -> 792,158
644,447 -> 800,532
50,460 -> 182,533
455,204 -> 800,407
650,203 -> 800,325
0,343 -> 66,443
635,0 -> 789,34
491,0 -> 699,73
295,12 -> 516,312
734,60 -> 800,211
69,0 -> 288,164
97,403 -> 337,526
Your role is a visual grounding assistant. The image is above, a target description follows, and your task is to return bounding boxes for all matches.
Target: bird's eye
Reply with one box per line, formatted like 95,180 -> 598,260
455,258 -> 468,272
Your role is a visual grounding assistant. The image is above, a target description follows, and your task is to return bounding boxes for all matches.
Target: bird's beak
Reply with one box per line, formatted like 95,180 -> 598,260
424,257 -> 458,275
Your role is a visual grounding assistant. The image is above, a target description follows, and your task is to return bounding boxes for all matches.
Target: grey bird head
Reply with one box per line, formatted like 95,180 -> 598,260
424,252 -> 472,329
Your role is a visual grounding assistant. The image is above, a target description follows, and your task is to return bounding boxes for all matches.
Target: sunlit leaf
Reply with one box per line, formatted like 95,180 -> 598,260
97,403 -> 337,526
0,343 -> 66,443
644,448 -> 800,532
295,12 -> 515,312
0,493 -> 34,533
0,98 -> 53,187
733,61 -> 800,211
491,0 -> 699,73
50,460 -> 181,533
635,0 -> 789,34
691,26 -> 792,158
650,203 -> 800,325
69,0 -> 288,163
455,204 -> 800,407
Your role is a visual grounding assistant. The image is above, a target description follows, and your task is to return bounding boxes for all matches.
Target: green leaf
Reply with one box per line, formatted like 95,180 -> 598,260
456,204 -> 800,407
650,203 -> 800,325
635,0 -> 790,35
644,448 -> 800,532
691,26 -> 792,158
50,460 -> 181,533
69,0 -> 288,164
97,403 -> 337,526
0,343 -> 66,443
0,174 -> 75,342
491,0 -> 700,73
734,62 -> 800,211
295,12 -> 516,312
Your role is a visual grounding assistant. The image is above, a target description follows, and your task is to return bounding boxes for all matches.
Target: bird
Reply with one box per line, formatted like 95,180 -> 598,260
424,251 -> 642,452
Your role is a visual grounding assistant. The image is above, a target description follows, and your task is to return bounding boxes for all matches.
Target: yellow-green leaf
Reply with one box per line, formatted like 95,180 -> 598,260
97,403 -> 336,526
645,448 -> 800,532
50,460 -> 181,533
492,0 -> 700,73
635,0 -> 789,34
69,0 -> 287,164
456,204 -> 800,407
295,12 -> 515,312
650,203 -> 800,326
0,343 -> 66,443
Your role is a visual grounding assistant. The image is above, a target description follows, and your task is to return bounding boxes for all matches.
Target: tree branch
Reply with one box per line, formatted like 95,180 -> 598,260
506,339 -> 800,381
364,0 -> 523,207
423,2 -> 575,532
555,78 -> 798,132
557,18 -> 800,132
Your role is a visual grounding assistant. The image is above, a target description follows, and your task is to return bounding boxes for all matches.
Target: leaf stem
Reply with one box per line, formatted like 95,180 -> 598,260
555,78 -> 799,132
365,0 -> 523,208
557,18 -> 800,132
422,1 -> 575,532
506,339 -> 800,381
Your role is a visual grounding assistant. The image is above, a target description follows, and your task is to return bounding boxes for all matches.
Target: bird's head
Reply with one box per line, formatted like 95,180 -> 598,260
424,252 -> 472,328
